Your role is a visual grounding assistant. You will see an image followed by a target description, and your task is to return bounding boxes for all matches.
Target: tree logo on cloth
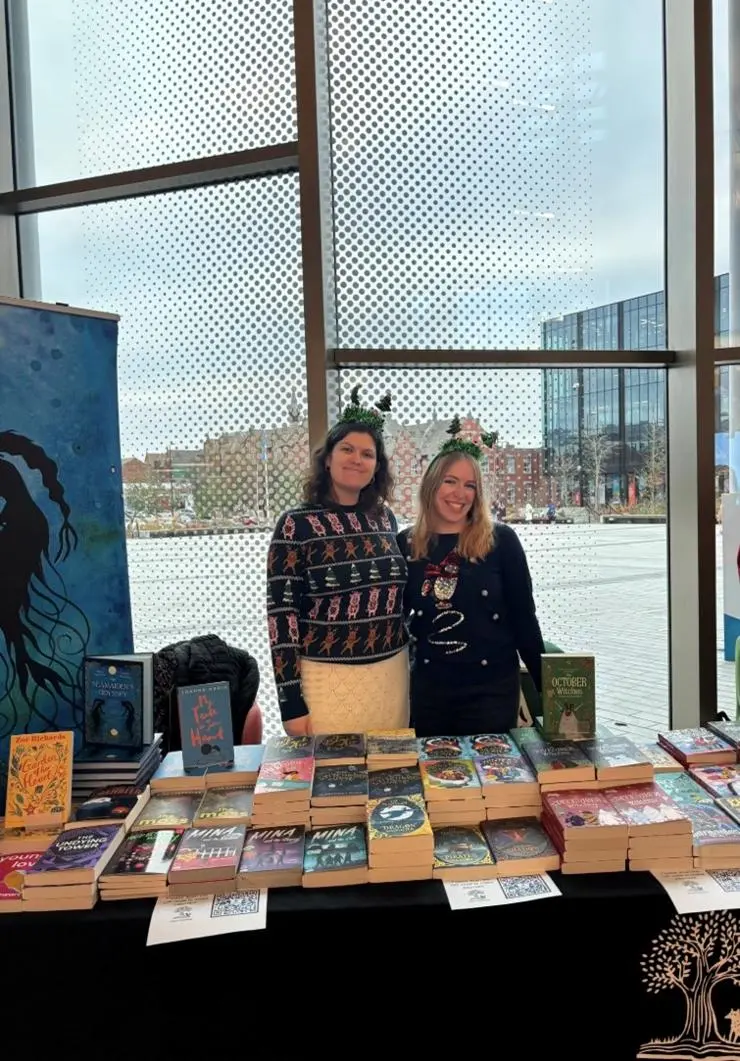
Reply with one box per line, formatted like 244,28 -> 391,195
638,910 -> 740,1058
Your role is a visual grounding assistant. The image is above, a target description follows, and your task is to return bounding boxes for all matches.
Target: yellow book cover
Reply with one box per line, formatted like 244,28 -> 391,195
5,731 -> 74,829
366,794 -> 432,842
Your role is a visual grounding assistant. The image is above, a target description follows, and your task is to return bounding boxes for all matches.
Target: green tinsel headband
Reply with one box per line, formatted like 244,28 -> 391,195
336,385 -> 392,434
433,416 -> 498,462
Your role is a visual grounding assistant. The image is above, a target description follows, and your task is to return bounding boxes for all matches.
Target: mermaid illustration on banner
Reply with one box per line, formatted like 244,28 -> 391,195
0,430 -> 90,746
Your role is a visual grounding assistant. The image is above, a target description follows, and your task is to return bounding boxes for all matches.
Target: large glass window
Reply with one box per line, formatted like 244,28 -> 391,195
10,0 -> 297,186
331,365 -> 669,740
327,0 -> 664,349
22,175 -> 307,737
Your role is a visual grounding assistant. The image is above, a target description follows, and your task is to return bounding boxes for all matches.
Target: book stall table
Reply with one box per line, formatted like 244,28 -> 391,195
0,870 -> 700,1061
8,722 -> 740,1059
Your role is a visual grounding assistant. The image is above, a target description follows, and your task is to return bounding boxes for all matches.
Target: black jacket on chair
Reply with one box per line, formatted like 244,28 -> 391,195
153,634 -> 260,754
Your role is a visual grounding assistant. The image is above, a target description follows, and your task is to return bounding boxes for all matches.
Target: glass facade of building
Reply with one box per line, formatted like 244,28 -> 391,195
542,275 -> 729,507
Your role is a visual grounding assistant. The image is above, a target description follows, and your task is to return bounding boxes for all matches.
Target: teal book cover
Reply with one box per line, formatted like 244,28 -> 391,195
177,682 -> 234,773
303,825 -> 367,873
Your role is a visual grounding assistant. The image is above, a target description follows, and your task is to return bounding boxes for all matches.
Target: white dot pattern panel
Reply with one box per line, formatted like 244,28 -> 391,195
327,0 -> 598,349
28,174 -> 307,738
334,366 -> 669,734
23,0 -> 296,184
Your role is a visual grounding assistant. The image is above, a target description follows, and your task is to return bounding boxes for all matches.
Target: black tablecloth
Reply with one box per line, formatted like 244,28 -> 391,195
0,871 -> 727,1059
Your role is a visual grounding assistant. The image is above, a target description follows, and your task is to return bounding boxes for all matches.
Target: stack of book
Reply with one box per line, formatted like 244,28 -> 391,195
420,758 -> 485,826
167,824 -> 247,896
236,826 -> 306,889
0,850 -> 45,912
366,793 -> 434,883
149,745 -> 264,795
637,743 -> 685,774
302,824 -> 369,888
310,765 -> 368,827
688,764 -> 740,800
706,719 -> 740,752
514,728 -> 596,792
99,828 -> 184,901
602,783 -> 693,872
313,733 -> 366,767
542,791 -> 629,874
468,733 -> 522,758
366,729 -> 418,771
417,736 -> 469,762
22,824 -> 124,910
581,728 -> 654,788
67,784 -> 150,833
432,824 -> 497,881
475,754 -> 541,820
130,792 -> 199,832
78,652 -> 159,801
679,802 -> 740,870
657,728 -> 736,768
0,822 -> 60,856
481,818 -> 561,877
251,736 -> 315,828
655,771 -> 716,808
368,766 -> 424,802
193,787 -> 254,828
652,770 -> 740,871
72,737 -> 162,802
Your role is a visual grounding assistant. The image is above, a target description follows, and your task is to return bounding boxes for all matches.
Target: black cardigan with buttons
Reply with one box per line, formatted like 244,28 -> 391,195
397,524 -> 545,691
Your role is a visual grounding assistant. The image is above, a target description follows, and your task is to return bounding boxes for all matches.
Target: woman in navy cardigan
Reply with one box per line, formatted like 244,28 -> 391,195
398,424 -> 545,737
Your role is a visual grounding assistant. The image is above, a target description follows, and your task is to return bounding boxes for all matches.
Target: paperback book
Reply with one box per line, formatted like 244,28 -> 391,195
177,681 -> 234,772
368,767 -> 423,799
84,653 -> 154,749
540,654 -> 596,741
25,824 -> 123,885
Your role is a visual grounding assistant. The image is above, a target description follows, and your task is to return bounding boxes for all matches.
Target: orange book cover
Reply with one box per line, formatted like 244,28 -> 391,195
5,731 -> 74,829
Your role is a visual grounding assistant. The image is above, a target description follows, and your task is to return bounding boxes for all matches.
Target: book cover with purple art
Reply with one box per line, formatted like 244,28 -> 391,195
239,826 -> 306,874
475,754 -> 536,787
27,824 -> 121,876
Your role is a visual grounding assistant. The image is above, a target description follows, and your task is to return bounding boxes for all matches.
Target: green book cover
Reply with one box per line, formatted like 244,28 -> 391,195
541,654 -> 595,741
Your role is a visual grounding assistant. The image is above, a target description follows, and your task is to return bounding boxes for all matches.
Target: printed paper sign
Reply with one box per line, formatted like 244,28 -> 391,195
443,873 -> 561,911
653,869 -> 740,914
146,889 -> 267,945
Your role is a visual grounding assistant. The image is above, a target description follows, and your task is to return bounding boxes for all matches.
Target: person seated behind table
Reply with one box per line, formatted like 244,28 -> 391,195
398,417 -> 545,738
266,386 -> 409,736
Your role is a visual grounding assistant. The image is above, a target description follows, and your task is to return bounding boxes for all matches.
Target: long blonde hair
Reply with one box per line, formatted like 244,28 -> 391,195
410,452 -> 495,561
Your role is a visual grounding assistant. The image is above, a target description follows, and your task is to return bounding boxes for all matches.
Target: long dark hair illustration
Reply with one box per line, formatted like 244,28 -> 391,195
0,430 -> 90,739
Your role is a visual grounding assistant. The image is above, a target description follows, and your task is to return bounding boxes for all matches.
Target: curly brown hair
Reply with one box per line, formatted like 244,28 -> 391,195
303,422 -> 395,514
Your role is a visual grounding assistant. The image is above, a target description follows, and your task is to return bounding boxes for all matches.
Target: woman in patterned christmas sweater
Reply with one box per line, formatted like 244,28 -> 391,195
266,389 -> 409,736
399,419 -> 545,737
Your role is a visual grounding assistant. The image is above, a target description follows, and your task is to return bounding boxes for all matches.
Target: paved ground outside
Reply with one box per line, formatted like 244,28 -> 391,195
127,523 -> 732,743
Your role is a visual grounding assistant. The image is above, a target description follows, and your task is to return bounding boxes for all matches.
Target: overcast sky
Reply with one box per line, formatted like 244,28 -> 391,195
11,0 -> 731,453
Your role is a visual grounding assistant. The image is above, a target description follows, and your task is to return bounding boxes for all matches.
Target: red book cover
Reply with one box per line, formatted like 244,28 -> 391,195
688,765 -> 740,799
601,783 -> 691,832
168,825 -> 246,881
542,791 -> 628,839
0,850 -> 44,905
255,757 -> 314,795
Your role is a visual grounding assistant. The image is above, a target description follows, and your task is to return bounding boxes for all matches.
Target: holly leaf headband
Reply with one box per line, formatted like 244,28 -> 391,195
435,416 -> 499,462
337,385 -> 392,433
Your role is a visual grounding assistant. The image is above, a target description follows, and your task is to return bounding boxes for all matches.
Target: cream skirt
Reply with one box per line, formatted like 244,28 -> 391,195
301,648 -> 410,734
